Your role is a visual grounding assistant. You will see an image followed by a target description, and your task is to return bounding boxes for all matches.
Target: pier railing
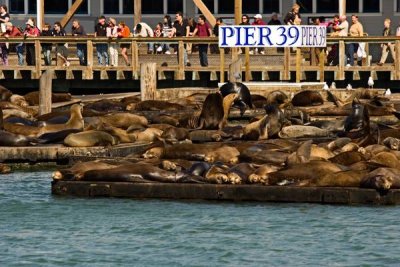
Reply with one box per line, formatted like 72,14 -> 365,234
0,36 -> 399,82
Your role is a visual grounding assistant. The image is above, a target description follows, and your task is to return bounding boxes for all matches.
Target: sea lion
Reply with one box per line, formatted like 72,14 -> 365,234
52,160 -> 117,180
265,161 -> 344,186
240,147 -> 290,165
37,129 -> 82,144
160,127 -> 190,142
298,170 -> 368,187
186,162 -> 212,177
142,143 -> 225,160
248,164 -> 281,184
265,90 -> 289,107
291,90 -> 324,106
383,137 -> 400,151
151,115 -> 180,126
278,125 -> 330,139
251,94 -> 268,108
369,152 -> 400,169
306,120 -> 344,132
132,128 -> 163,142
24,91 -> 72,105
361,167 -> 400,192
126,100 -> 185,111
226,163 -> 257,184
189,130 -> 224,142
204,145 -> 240,164
204,164 -> 230,184
85,99 -> 125,112
219,82 -> 253,116
326,137 -> 352,151
330,151 -> 366,166
38,104 -> 84,135
343,101 -> 370,139
4,116 -> 38,126
0,163 -> 11,174
81,163 -> 184,183
90,113 -> 148,129
94,124 -> 136,143
64,130 -> 119,147
9,94 -> 29,107
242,105 -> 286,140
0,85 -> 12,101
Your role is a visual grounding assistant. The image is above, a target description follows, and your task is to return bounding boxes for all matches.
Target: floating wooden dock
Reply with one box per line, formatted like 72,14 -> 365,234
51,181 -> 400,205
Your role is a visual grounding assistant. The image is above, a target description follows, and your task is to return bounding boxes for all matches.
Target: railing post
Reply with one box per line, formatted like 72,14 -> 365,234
85,40 -> 93,79
245,47 -> 251,81
131,41 -> 139,75
140,62 -> 157,100
295,48 -> 302,83
177,40 -> 185,80
338,40 -> 345,80
34,40 -> 41,79
283,47 -> 290,80
219,48 -> 225,83
39,69 -> 53,115
319,48 -> 325,82
396,40 -> 400,80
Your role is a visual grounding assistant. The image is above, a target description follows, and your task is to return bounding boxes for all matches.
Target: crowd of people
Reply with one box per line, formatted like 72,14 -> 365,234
0,3 -> 397,68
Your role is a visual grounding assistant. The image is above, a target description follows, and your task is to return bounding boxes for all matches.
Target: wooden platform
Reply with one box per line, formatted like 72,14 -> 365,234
51,181 -> 400,205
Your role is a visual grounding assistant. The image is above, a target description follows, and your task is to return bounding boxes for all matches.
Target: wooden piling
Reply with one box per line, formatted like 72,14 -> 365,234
338,40 -> 345,80
85,40 -> 93,80
296,48 -> 302,83
229,58 -> 242,82
140,63 -> 157,101
177,41 -> 185,80
283,47 -> 290,80
219,48 -> 225,83
39,70 -> 53,115
395,41 -> 400,80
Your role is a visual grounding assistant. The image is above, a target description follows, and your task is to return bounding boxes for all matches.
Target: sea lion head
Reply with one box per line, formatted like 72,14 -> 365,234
372,175 -> 393,191
142,147 -> 164,159
52,171 -> 63,180
227,172 -> 242,184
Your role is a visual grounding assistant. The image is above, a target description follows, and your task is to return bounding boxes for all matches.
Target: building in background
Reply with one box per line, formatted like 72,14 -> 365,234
0,0 -> 394,36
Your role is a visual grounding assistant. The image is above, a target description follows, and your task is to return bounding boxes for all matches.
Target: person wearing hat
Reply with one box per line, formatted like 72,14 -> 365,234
3,22 -> 23,65
24,18 -> 40,66
95,15 -> 109,66
252,14 -> 266,55
268,12 -> 282,25
106,17 -> 119,66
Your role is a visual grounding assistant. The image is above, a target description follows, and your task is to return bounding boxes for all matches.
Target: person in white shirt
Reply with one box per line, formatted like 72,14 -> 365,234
133,22 -> 154,54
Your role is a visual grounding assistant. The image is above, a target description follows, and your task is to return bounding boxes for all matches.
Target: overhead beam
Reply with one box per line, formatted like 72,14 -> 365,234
60,0 -> 84,28
134,0 -> 142,27
193,0 -> 216,27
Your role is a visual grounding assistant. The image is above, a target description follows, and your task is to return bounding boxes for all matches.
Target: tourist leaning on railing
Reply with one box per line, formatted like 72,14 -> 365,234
378,18 -> 395,66
133,22 -> 154,54
24,18 -> 40,66
192,15 -> 212,67
117,21 -> 130,66
41,23 -> 52,66
3,22 -> 23,65
162,15 -> 173,54
71,19 -> 87,66
347,15 -> 364,67
0,5 -> 10,33
52,21 -> 70,67
171,11 -> 190,66
95,15 -> 109,66
107,17 -> 119,67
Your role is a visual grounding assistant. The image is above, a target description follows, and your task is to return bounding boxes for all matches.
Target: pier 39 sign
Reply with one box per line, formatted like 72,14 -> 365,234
219,25 -> 326,48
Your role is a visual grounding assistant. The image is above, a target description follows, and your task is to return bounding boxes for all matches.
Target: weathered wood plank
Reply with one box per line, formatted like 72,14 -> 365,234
193,0 -> 217,26
39,70 -> 53,115
140,62 -> 157,100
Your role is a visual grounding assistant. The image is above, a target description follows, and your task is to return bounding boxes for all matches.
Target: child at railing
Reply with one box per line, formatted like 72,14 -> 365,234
117,21 -> 130,66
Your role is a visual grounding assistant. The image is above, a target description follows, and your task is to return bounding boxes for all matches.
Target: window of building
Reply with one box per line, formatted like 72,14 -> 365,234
11,0 -> 89,15
346,1 -> 359,13
197,0 -> 214,14
297,0 -> 313,13
263,0 -> 280,13
242,0 -> 259,14
316,0 -> 338,13
122,0 -> 134,14
363,0 -> 380,13
168,0 -> 183,14
218,0 -> 234,14
142,1 -> 163,14
103,0 -> 119,14
9,0 -> 24,14
74,0 -> 88,15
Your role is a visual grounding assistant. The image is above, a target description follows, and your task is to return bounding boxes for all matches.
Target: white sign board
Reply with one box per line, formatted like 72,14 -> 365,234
219,25 -> 327,48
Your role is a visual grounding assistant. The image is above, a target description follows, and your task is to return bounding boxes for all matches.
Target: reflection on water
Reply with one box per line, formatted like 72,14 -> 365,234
1,172 -> 400,266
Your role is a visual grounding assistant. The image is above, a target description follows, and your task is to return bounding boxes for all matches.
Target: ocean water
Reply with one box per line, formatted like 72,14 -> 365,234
1,171 -> 400,266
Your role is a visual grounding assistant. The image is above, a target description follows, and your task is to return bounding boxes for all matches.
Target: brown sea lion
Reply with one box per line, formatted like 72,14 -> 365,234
24,91 -> 72,105
64,130 -> 119,147
96,125 -> 136,143
204,164 -> 230,184
3,122 -> 41,137
120,95 -> 141,105
9,94 -> 29,107
160,127 -> 190,142
279,125 -> 330,139
85,99 -> 125,112
126,100 -> 185,111
291,90 -> 324,106
343,101 -> 370,139
52,160 -> 117,180
81,163 -> 184,183
204,145 -> 240,164
0,85 -> 12,101
248,164 -> 281,184
94,113 -> 148,129
251,94 -> 268,108
132,128 -> 163,142
219,82 -> 253,116
330,151 -> 366,166
369,152 -> 400,169
383,137 -> 400,151
0,114 -> 35,145
151,115 -> 180,126
38,104 -> 84,135
189,130 -> 224,142
298,170 -> 368,187
361,168 -> 400,191
265,161 -> 344,186
265,90 -> 289,107
226,163 -> 257,184
142,143 -> 225,160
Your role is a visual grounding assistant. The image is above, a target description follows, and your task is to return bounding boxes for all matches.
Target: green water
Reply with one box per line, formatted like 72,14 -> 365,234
1,171 -> 400,266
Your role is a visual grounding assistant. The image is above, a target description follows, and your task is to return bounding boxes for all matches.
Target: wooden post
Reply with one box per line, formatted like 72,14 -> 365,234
34,40 -> 41,79
229,59 -> 242,82
244,47 -> 251,81
310,48 -> 316,65
177,40 -> 185,80
283,47 -> 290,80
339,0 -> 346,16
234,0 -> 242,25
60,0 -> 84,28
36,0 -> 44,30
192,0 -> 217,27
39,70 -> 53,116
295,48 -> 302,83
319,49 -> 325,82
395,41 -> 400,80
134,0 -> 142,27
219,48 -> 225,83
140,63 -> 157,100
338,40 -> 345,80
85,40 -> 93,80
131,41 -> 139,74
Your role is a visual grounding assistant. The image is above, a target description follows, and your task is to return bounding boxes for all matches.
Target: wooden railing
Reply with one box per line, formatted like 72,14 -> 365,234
0,36 -> 399,82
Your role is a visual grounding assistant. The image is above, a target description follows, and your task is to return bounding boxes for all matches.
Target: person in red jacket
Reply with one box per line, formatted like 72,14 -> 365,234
251,14 -> 266,54
192,15 -> 212,67
3,22 -> 23,65
117,21 -> 131,66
